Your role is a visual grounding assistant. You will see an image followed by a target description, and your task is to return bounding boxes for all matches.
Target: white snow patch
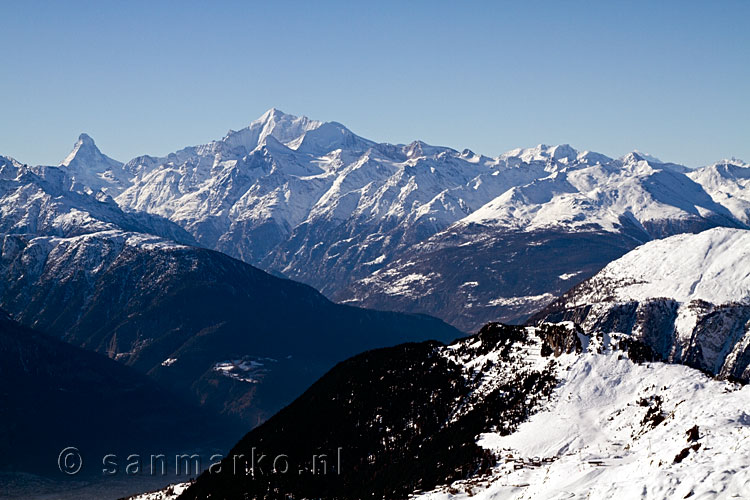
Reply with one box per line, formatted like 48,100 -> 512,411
126,482 -> 191,500
487,293 -> 555,308
558,271 -> 581,280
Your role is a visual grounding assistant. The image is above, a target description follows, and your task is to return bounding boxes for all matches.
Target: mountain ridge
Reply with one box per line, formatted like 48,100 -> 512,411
5,109 -> 749,331
0,228 -> 461,425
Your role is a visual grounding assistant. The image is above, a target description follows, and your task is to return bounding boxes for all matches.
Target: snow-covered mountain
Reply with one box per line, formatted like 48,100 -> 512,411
5,110 -> 749,331
109,109 -> 546,278
688,158 -> 750,224
0,154 -> 194,243
532,227 -> 750,381
59,133 -> 130,195
416,344 -> 750,500
108,114 -> 750,331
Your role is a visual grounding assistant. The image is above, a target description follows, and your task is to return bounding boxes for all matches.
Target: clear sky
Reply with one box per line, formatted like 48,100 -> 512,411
1,0 -> 748,167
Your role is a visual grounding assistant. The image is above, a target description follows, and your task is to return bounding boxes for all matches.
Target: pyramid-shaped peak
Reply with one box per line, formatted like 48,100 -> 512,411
77,133 -> 96,146
60,133 -> 122,168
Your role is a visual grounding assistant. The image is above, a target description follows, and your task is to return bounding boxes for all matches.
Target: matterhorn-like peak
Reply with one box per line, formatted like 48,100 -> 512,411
77,132 -> 95,145
60,133 -> 122,169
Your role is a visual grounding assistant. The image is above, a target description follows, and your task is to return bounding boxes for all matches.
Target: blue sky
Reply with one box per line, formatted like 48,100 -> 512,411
1,0 -> 748,167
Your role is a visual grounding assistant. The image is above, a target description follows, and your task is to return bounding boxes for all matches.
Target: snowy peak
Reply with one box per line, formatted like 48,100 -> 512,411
77,132 -> 95,146
620,150 -> 690,173
701,158 -> 750,179
57,132 -> 130,195
293,121 -> 374,154
499,143 -> 579,164
222,108 -> 324,152
0,155 -> 25,179
689,160 -> 750,224
253,107 -> 322,145
630,149 -> 663,164
60,132 -> 122,169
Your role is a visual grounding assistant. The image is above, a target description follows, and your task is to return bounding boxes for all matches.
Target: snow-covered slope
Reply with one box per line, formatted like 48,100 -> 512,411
124,483 -> 191,500
533,227 -> 750,380
416,346 -> 750,500
0,158 -> 194,243
577,227 -> 750,305
174,322 -> 562,500
170,319 -> 750,500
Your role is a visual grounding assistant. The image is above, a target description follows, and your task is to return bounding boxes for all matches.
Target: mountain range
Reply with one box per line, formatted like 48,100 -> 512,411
2,109 -> 750,499
11,109 -> 746,332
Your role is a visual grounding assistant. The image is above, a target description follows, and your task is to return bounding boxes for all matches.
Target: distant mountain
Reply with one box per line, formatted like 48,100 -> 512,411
0,230 -> 461,425
0,155 -> 193,243
687,159 -> 750,224
110,109 -> 535,281
341,154 -> 749,331
59,133 -> 130,195
531,227 -> 750,381
5,111 -> 749,331
0,311 -> 233,478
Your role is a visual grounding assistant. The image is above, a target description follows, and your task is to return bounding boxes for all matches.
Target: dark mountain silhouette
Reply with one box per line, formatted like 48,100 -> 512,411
0,231 -> 462,426
0,311 -> 238,479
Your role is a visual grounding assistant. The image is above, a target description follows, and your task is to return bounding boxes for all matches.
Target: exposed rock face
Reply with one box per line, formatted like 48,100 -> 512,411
339,228 -> 641,332
530,228 -> 750,381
